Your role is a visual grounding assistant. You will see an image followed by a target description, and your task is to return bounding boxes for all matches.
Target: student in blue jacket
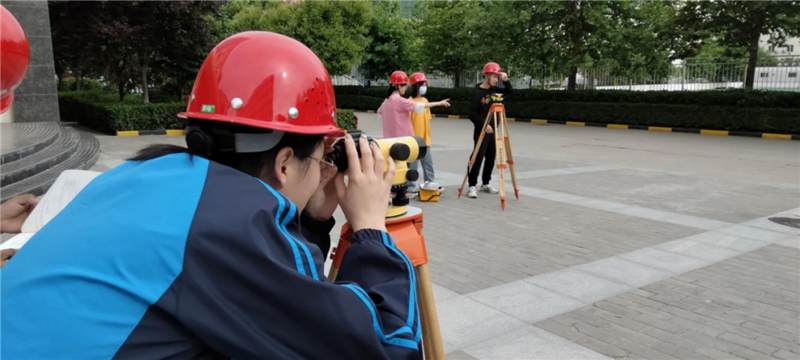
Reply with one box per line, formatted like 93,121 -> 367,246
1,31 -> 422,360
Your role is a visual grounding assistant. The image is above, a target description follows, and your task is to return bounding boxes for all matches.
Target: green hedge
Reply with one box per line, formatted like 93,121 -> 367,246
60,91 -> 361,134
333,87 -> 800,134
334,86 -> 800,108
510,102 -> 799,133
59,91 -> 185,134
336,109 -> 357,130
58,77 -> 105,92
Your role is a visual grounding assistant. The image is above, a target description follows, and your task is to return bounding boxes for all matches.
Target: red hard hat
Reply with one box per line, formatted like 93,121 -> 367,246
410,72 -> 428,85
0,5 -> 30,115
179,31 -> 339,135
483,62 -> 502,75
390,71 -> 409,85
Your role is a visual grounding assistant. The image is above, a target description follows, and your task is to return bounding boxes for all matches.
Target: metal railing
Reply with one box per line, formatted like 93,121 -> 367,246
341,56 -> 799,92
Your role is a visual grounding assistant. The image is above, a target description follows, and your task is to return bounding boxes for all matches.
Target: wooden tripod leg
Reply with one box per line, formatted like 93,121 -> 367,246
328,266 -> 339,282
502,112 -> 520,200
494,112 -> 507,210
417,263 -> 445,360
459,112 -> 492,198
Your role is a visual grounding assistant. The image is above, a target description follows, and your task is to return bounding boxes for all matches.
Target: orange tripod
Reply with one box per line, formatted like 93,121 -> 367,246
458,102 -> 519,209
328,207 -> 444,360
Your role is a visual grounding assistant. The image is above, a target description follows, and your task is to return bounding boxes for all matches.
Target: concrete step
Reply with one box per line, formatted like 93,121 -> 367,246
1,128 -> 80,187
1,131 -> 99,202
0,122 -> 61,165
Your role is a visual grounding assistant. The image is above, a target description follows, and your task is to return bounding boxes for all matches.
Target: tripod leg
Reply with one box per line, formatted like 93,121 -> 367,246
502,112 -> 520,200
494,112 -> 507,210
459,112 -> 492,198
328,266 -> 339,282
417,263 -> 445,360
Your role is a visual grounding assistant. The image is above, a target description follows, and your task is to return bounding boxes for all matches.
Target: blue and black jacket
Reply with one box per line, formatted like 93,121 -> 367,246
1,153 -> 421,359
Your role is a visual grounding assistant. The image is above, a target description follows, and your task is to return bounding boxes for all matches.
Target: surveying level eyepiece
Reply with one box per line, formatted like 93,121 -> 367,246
326,131 -> 428,179
389,143 -> 411,161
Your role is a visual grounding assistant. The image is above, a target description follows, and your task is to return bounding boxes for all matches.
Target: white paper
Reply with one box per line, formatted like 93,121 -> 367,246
0,233 -> 34,250
20,170 -> 100,233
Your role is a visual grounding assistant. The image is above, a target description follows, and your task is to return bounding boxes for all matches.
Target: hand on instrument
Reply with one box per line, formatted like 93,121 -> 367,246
334,134 -> 395,232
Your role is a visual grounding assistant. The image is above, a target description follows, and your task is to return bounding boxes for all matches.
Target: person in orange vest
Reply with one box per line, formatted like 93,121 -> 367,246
2,31 -> 423,360
407,72 -> 442,192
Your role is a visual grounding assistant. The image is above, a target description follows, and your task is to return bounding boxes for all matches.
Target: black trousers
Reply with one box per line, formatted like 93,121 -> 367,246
468,133 -> 496,187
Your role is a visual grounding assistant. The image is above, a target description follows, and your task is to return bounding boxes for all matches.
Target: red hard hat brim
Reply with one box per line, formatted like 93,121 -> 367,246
179,111 -> 341,136
0,93 -> 13,115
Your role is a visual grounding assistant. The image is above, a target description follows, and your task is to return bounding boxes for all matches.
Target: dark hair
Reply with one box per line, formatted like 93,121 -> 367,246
130,123 -> 324,180
386,84 -> 405,98
410,82 -> 424,98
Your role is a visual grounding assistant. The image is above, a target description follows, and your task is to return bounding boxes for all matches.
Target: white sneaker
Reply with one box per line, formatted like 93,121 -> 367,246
466,186 -> 478,199
422,181 -> 444,192
480,184 -> 499,194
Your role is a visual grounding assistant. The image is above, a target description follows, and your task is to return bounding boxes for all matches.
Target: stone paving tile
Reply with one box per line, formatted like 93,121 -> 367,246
444,350 -> 480,360
421,192 -> 701,294
534,245 -> 800,360
435,296 -> 528,353
467,280 -> 584,324
525,168 -> 800,223
462,326 -> 609,360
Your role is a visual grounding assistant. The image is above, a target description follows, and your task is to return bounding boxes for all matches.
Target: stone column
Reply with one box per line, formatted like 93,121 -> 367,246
2,1 -> 59,123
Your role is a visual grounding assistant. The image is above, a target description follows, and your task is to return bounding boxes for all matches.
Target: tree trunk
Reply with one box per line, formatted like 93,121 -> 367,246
76,70 -> 82,91
744,31 -> 760,91
140,50 -> 150,104
118,80 -> 126,102
55,65 -> 65,91
567,0 -> 582,92
454,71 -> 461,89
117,57 -> 127,102
568,65 -> 578,91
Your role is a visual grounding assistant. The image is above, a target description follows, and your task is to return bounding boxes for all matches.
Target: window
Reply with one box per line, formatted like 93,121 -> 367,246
770,45 -> 776,52
787,45 -> 794,52
760,73 -> 769,78
789,73 -> 798,78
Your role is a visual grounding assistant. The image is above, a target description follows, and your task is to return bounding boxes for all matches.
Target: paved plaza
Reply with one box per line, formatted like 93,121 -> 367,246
77,112 -> 799,360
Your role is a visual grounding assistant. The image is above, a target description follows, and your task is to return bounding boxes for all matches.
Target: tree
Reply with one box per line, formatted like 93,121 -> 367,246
467,1 -> 537,80
417,1 -> 484,87
678,0 -> 800,90
116,1 -> 220,103
484,1 -> 659,90
49,1 -> 103,90
362,1 -> 417,80
229,1 -> 372,75
693,38 -> 776,65
142,1 -> 221,101
49,0 -> 219,102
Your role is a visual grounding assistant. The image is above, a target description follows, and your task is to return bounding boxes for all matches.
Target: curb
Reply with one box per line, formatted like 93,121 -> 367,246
116,129 -> 185,137
431,114 -> 799,141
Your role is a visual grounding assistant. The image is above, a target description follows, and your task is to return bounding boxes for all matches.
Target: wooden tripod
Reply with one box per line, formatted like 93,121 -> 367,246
328,207 -> 445,359
457,103 -> 519,210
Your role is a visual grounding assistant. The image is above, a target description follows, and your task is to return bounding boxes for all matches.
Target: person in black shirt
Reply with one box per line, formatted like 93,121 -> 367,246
466,62 -> 513,199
